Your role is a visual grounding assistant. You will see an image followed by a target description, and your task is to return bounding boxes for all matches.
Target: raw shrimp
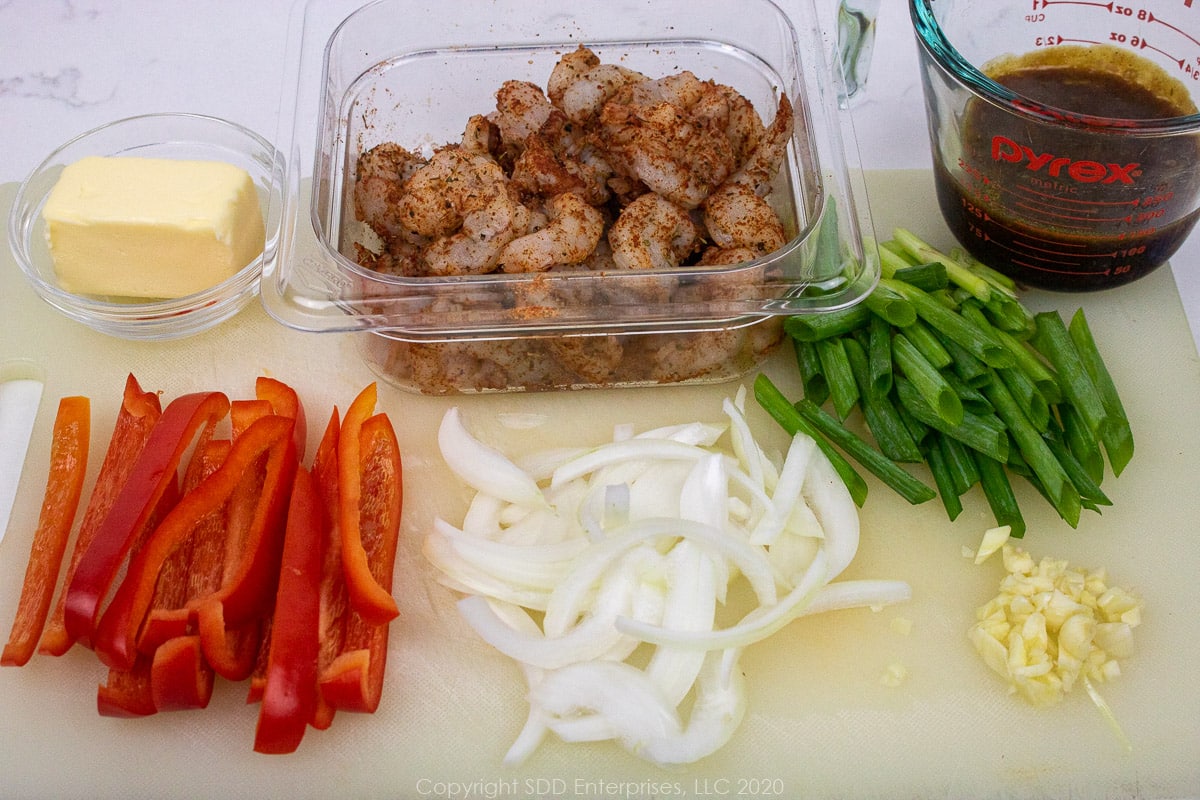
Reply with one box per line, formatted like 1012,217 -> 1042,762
390,146 -> 531,274
725,94 -> 794,196
461,114 -> 502,157
558,63 -> 648,124
491,80 -> 555,148
692,83 -> 765,166
702,184 -> 786,257
422,182 -> 530,275
608,192 -> 699,271
509,128 -> 588,199
353,142 -> 428,241
498,192 -> 605,273
599,96 -> 736,209
547,46 -> 601,107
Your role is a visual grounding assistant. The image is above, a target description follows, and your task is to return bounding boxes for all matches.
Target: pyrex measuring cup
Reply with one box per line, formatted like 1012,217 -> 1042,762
910,0 -> 1200,291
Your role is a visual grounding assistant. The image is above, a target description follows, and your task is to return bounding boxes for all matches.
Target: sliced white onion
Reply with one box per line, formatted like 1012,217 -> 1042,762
542,517 -> 777,637
617,549 -> 830,651
550,438 -> 713,489
750,433 -> 815,546
802,451 -> 860,580
439,407 -> 546,508
428,398 -> 909,768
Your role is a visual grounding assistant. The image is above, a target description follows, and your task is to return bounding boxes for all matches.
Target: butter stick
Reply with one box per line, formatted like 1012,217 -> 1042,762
42,156 -> 265,299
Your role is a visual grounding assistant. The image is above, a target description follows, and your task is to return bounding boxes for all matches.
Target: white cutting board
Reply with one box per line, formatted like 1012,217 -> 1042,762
2,173 -> 1198,799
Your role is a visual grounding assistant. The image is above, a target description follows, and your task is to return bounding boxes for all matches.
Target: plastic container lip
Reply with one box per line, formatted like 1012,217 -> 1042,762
909,0 -> 1200,134
262,0 -> 880,339
8,112 -> 285,341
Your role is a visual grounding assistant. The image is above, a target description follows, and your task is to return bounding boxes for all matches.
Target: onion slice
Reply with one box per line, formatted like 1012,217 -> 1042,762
427,397 -> 910,767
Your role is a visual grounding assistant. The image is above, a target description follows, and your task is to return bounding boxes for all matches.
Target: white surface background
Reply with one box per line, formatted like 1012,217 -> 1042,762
2,0 -> 1198,352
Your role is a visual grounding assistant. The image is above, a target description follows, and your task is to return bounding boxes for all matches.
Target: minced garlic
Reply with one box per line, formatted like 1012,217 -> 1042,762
968,543 -> 1142,707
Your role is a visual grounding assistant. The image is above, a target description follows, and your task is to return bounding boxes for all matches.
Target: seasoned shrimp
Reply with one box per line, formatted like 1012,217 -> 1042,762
353,142 -> 428,240
702,183 -> 786,256
491,80 -> 555,148
461,114 -> 502,157
725,94 -> 794,195
692,82 -> 765,166
396,147 -> 530,274
559,63 -> 648,124
422,181 -> 530,276
498,192 -> 605,273
608,192 -> 699,271
600,97 -> 736,209
547,45 -> 601,107
509,128 -> 587,199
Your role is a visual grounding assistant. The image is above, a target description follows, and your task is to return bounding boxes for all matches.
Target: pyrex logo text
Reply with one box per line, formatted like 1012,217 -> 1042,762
991,135 -> 1141,184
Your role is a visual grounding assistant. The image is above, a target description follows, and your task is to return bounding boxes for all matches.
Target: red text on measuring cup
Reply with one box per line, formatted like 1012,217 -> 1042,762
990,135 -> 1142,184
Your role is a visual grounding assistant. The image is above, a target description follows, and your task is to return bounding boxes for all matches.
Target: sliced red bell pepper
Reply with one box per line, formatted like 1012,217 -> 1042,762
310,408 -> 346,730
2,396 -> 90,667
198,393 -> 300,679
256,376 -> 307,462
40,375 -> 160,656
338,384 -> 400,626
253,465 -> 325,754
92,414 -> 293,670
150,635 -> 214,712
138,435 -> 230,654
97,656 -> 156,718
63,390 -> 229,650
320,411 -> 402,714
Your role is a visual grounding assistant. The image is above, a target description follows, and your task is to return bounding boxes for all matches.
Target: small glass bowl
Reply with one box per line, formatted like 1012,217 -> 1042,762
8,113 -> 285,340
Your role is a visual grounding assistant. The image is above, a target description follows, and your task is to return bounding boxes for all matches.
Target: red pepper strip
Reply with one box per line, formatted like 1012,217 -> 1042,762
253,466 -> 325,754
338,384 -> 400,626
196,400 -> 283,682
194,602 -> 261,682
138,436 -> 230,654
240,383 -> 307,702
63,391 -> 230,650
257,376 -> 307,462
97,656 -> 156,718
320,412 -> 402,714
91,414 -> 293,671
218,400 -> 298,623
40,375 -> 160,656
2,396 -> 91,667
150,635 -> 214,712
310,408 -> 345,730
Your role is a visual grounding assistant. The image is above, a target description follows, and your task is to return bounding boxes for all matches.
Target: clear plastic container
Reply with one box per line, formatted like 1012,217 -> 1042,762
263,0 -> 879,393
8,113 -> 283,341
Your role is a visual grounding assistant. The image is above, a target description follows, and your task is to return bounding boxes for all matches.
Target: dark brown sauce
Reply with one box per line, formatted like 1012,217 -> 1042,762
933,45 -> 1200,291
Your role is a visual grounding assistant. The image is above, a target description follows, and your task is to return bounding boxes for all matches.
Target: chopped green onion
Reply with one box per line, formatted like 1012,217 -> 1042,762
926,440 -> 964,521
895,375 -> 1009,463
792,339 -> 829,406
793,398 -> 936,505
1068,309 -> 1134,477
816,337 -> 860,421
844,337 -> 923,462
973,451 -> 1026,538
881,278 -> 1014,368
1031,311 -> 1109,444
892,333 -> 963,426
892,262 -> 949,292
981,376 -> 1081,527
752,374 -> 869,507
784,304 -> 870,342
867,313 -> 894,398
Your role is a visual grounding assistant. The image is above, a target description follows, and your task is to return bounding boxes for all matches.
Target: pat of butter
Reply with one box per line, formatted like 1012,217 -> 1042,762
42,156 -> 265,299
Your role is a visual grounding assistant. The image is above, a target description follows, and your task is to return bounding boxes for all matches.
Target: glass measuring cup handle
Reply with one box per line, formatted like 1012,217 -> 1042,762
836,0 -> 880,100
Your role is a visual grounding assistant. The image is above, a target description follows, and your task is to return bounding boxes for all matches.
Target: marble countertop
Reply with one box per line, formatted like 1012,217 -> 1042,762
2,0 -> 1199,351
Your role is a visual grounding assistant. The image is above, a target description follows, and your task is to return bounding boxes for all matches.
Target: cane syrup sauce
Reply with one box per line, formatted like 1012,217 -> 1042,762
934,44 -> 1200,291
